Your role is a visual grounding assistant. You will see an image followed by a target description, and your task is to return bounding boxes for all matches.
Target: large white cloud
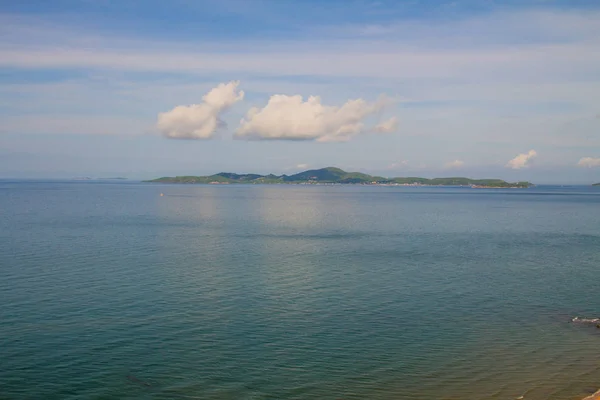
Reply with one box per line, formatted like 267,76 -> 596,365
235,94 -> 393,142
577,157 -> 600,167
506,150 -> 537,169
157,81 -> 244,139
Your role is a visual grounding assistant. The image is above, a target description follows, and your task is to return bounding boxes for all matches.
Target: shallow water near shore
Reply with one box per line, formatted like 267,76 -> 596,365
1,181 -> 600,399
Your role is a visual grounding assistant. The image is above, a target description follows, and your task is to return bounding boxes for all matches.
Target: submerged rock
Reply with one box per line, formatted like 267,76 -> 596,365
571,316 -> 600,324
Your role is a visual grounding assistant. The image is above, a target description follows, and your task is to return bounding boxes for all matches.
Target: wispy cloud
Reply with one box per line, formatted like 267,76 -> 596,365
444,159 -> 465,169
2,44 -> 598,82
344,9 -> 600,43
506,150 -> 537,169
1,10 -> 600,81
0,115 -> 148,136
373,117 -> 398,133
388,160 -> 409,169
577,157 -> 600,168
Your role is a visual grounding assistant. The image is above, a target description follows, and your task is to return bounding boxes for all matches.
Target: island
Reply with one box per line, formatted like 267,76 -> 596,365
144,167 -> 533,188
72,177 -> 127,181
593,183 -> 600,186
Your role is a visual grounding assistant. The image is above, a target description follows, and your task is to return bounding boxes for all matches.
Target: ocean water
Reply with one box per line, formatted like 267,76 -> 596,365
1,181 -> 600,400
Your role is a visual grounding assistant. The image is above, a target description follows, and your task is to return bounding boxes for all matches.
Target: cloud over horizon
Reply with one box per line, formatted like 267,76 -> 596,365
388,160 -> 409,169
235,94 -> 393,142
506,150 -> 537,169
157,81 -> 244,139
577,157 -> 600,168
445,160 -> 465,169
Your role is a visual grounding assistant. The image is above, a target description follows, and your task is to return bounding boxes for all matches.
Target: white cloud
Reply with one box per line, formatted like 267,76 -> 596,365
373,117 -> 398,133
577,157 -> 600,168
235,94 -> 390,142
506,150 -> 537,169
296,163 -> 310,169
157,81 -> 244,139
445,160 -> 465,169
2,10 -> 600,82
388,160 -> 409,169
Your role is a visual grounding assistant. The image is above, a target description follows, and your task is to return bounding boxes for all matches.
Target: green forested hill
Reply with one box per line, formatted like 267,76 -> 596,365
145,167 -> 532,188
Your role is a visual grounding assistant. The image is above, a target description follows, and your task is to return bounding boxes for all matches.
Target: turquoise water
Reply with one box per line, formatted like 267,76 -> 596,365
1,182 -> 600,400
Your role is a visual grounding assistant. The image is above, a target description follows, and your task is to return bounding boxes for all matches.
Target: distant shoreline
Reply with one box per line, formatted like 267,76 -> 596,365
149,181 -> 530,189
71,177 -> 128,181
144,166 -> 533,189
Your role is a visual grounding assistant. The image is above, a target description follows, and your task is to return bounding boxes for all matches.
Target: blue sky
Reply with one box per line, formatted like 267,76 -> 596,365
1,0 -> 599,182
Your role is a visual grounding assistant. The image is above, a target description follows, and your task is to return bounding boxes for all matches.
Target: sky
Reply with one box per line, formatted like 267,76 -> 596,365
0,0 -> 599,183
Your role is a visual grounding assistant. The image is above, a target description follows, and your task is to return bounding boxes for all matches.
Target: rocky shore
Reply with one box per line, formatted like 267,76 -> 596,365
582,389 -> 600,400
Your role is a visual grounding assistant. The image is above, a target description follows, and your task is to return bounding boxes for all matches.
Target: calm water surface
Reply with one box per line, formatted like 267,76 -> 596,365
1,181 -> 600,399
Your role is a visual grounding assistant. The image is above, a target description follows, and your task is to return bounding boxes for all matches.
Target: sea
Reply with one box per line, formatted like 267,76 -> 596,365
1,181 -> 600,400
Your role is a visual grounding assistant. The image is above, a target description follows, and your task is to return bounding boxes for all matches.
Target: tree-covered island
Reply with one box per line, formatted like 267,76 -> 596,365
145,167 -> 533,188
